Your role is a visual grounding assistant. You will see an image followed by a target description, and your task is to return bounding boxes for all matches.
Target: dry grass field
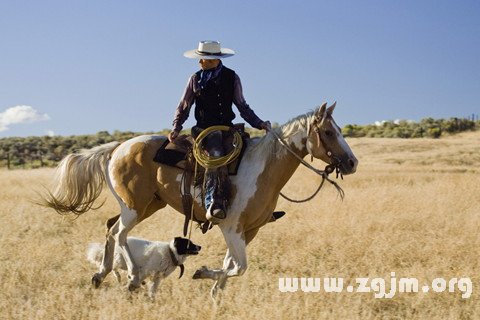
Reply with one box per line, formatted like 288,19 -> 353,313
1,131 -> 479,319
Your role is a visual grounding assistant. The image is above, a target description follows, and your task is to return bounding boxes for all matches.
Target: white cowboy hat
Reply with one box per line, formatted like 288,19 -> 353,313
183,40 -> 235,59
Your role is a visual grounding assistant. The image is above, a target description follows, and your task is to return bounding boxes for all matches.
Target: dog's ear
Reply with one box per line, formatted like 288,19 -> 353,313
174,238 -> 189,254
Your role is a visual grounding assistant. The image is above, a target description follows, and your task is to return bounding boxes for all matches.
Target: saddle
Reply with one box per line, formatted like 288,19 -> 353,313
153,124 -> 249,235
154,124 -> 249,175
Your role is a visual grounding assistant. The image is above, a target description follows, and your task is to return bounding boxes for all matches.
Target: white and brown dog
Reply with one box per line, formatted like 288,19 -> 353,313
87,237 -> 201,298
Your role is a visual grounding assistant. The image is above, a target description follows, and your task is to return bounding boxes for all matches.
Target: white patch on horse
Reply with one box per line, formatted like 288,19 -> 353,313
111,135 -> 162,162
108,158 -> 126,205
285,131 -> 307,157
225,147 -> 269,226
333,122 -> 351,155
105,159 -> 136,211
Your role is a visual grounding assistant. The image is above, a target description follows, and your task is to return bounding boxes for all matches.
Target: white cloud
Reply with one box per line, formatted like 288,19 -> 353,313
46,130 -> 55,137
374,119 -> 415,126
0,105 -> 50,132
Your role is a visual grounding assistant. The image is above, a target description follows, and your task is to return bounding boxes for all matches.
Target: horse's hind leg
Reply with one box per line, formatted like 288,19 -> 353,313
114,206 -> 142,291
91,217 -> 120,288
103,196 -> 164,233
91,198 -> 166,289
91,206 -> 137,289
117,198 -> 167,290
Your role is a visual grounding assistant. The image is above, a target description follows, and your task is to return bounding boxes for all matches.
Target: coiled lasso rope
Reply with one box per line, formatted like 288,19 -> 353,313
193,125 -> 243,169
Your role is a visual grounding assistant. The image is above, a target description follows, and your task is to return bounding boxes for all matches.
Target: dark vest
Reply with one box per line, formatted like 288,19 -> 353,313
194,67 -> 236,128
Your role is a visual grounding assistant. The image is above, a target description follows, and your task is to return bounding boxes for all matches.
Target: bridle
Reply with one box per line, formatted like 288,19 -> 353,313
312,121 -> 344,179
269,120 -> 345,203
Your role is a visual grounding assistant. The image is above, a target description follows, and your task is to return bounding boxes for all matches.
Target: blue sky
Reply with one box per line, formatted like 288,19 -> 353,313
1,0 -> 479,137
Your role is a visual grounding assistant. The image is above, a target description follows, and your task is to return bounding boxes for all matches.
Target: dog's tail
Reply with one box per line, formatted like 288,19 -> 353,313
86,242 -> 104,267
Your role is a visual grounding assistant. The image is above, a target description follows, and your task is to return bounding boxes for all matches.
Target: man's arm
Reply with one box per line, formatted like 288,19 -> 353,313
169,75 -> 196,141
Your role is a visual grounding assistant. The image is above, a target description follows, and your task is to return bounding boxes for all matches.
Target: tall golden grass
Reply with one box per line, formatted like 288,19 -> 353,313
1,131 -> 479,319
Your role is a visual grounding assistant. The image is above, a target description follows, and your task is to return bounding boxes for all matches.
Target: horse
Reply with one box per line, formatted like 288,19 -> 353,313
42,102 -> 358,297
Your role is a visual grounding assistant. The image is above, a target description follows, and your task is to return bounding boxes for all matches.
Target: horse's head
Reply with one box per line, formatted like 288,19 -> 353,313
306,102 -> 358,175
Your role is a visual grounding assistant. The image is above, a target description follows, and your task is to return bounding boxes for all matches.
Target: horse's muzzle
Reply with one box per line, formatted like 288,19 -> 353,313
338,155 -> 358,175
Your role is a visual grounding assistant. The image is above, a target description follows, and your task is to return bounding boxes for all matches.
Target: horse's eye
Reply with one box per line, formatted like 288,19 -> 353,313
325,130 -> 334,137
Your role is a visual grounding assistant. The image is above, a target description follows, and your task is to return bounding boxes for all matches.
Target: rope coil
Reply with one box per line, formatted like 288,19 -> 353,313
193,125 -> 243,169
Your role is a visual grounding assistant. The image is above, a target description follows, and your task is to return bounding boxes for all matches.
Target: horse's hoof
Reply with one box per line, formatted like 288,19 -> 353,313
192,266 -> 208,279
192,270 -> 202,279
272,211 -> 286,220
91,273 -> 103,288
127,281 -> 140,292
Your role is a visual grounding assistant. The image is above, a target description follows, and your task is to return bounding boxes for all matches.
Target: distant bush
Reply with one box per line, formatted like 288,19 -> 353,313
342,117 -> 478,139
0,130 -> 168,170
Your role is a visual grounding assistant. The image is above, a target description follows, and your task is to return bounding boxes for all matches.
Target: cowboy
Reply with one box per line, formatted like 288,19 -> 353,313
168,40 -> 271,223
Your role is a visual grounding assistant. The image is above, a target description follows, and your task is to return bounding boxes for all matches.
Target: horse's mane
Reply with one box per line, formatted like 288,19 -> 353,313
249,108 -> 317,157
279,110 -> 315,138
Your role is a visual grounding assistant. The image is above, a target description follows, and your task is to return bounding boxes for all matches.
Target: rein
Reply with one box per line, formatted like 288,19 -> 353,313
270,129 -> 345,202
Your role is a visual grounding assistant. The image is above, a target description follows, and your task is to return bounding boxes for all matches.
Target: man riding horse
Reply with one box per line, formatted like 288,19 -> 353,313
168,41 -> 271,223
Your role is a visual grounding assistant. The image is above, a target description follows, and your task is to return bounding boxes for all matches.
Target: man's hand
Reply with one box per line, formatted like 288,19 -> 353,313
260,121 -> 272,131
168,130 -> 180,142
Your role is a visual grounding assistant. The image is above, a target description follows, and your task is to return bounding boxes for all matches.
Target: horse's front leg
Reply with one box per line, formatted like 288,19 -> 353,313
213,227 -> 260,296
217,249 -> 234,289
193,229 -> 247,298
207,248 -> 235,298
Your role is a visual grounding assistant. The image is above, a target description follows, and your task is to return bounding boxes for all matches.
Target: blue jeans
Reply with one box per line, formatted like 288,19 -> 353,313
199,130 -> 227,210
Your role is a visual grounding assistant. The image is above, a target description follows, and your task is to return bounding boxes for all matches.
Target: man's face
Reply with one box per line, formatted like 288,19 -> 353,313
199,59 -> 220,70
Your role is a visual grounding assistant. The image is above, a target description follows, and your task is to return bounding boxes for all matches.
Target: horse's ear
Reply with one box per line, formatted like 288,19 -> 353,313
317,102 -> 327,119
327,101 -> 336,115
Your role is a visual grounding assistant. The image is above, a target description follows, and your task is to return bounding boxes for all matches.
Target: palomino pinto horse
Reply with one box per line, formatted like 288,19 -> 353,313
43,102 -> 358,297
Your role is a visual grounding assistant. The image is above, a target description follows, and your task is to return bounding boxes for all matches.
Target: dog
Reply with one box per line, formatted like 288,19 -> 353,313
87,236 -> 201,298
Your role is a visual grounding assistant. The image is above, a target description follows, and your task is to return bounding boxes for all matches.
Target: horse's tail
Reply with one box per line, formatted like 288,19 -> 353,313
41,141 -> 121,215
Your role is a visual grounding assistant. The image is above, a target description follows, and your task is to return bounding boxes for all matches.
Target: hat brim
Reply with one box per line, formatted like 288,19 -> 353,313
183,48 -> 235,59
